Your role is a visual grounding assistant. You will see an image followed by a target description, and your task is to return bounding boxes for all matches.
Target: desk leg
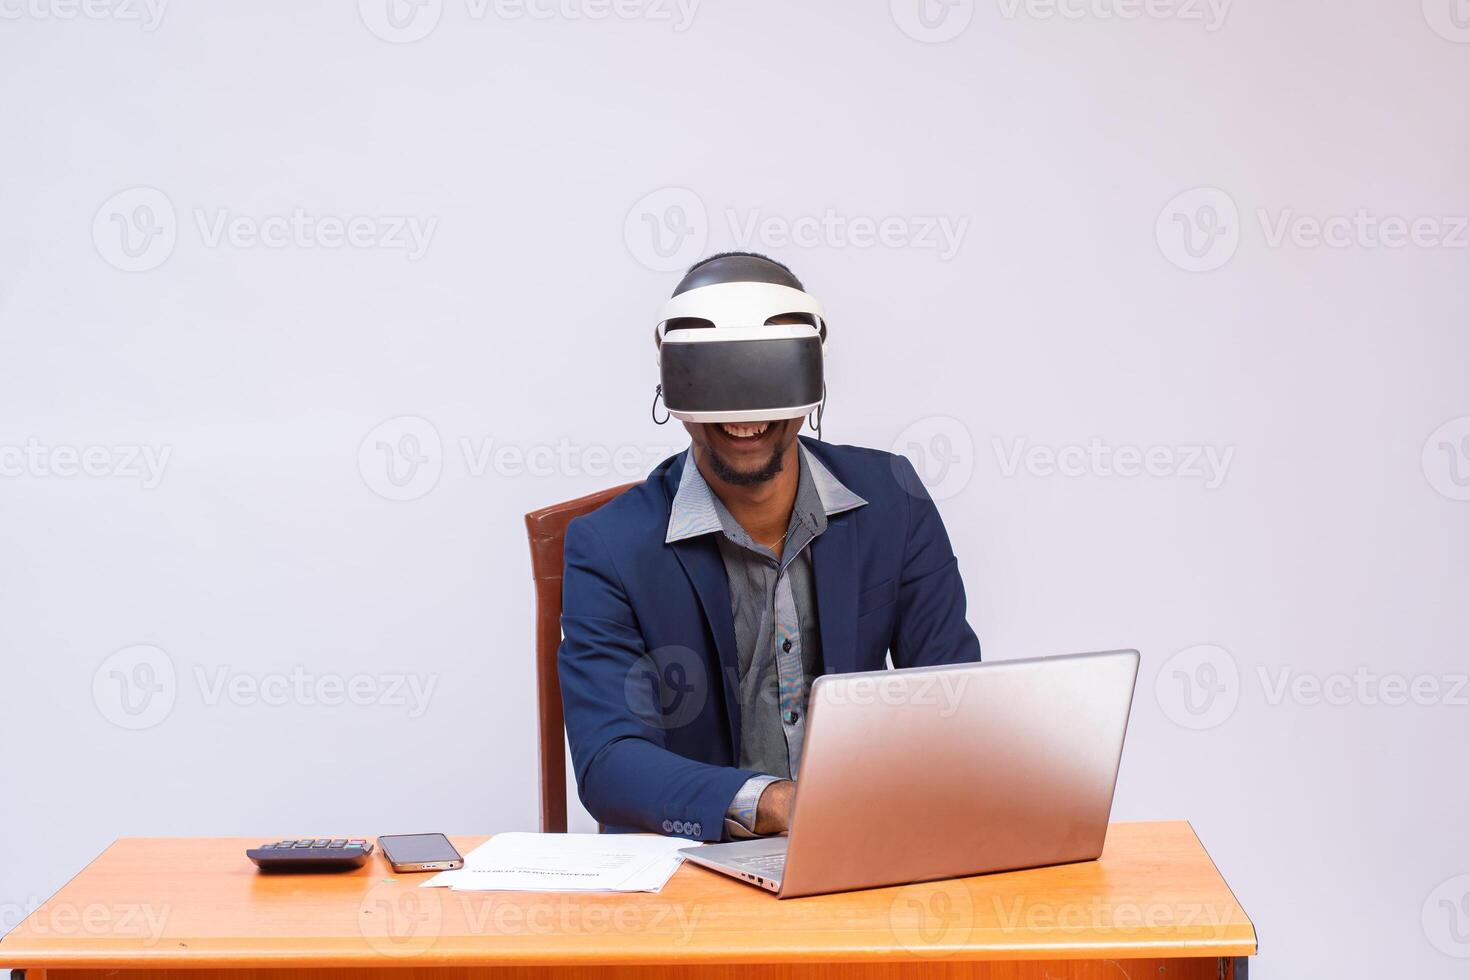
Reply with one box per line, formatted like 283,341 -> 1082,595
48,957 -> 1248,980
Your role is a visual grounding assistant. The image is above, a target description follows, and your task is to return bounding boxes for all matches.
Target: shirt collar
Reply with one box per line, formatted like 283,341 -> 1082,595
665,444 -> 867,546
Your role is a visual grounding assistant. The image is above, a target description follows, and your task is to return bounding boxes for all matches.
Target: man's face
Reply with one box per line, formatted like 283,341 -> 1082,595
683,417 -> 803,487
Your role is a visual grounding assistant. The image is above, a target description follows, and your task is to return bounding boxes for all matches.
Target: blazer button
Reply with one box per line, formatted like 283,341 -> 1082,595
661,820 -> 673,833
691,822 -> 702,837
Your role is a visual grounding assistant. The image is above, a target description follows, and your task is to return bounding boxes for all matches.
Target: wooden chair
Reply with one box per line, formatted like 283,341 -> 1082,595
524,482 -> 638,832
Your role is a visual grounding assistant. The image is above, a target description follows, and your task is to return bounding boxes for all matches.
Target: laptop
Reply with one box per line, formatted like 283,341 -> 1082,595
679,649 -> 1139,898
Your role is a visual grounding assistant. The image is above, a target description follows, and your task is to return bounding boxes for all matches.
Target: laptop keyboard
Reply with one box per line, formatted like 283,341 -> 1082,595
731,852 -> 787,875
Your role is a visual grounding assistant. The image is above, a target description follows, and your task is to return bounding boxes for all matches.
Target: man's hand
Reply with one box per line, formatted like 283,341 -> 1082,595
753,779 -> 796,835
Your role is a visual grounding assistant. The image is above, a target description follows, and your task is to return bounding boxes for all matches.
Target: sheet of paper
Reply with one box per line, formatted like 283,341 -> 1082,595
421,833 -> 698,893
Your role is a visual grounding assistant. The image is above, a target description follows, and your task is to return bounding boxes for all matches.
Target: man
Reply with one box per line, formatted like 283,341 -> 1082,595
558,252 -> 980,842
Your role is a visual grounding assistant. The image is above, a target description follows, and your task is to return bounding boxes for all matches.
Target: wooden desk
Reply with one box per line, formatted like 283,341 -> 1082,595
0,821 -> 1254,980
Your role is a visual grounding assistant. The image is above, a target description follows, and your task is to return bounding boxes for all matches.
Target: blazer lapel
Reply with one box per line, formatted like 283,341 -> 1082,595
669,536 -> 743,752
812,512 -> 859,676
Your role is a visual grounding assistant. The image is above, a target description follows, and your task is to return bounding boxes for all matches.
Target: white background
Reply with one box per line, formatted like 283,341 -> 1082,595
2,1 -> 1469,977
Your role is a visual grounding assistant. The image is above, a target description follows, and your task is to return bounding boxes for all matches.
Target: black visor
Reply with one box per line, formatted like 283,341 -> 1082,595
660,335 -> 823,418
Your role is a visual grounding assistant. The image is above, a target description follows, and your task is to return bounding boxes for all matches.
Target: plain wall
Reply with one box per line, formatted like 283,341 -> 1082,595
2,2 -> 1468,977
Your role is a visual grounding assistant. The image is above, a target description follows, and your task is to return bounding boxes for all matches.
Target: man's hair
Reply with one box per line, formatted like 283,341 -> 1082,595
685,251 -> 802,287
672,251 -> 804,296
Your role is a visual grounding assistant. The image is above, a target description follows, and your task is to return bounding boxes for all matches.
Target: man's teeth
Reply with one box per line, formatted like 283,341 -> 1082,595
720,422 -> 770,438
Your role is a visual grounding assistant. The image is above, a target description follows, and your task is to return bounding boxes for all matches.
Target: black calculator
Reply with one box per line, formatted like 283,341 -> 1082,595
246,838 -> 375,871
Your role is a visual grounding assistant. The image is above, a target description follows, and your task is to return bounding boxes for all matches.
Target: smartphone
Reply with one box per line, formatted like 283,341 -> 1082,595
378,833 -> 464,872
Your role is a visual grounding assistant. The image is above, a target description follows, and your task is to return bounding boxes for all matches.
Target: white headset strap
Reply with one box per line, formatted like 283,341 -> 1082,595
657,281 -> 826,337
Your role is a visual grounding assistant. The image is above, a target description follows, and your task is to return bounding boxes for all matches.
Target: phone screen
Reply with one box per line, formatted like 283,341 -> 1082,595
379,833 -> 462,866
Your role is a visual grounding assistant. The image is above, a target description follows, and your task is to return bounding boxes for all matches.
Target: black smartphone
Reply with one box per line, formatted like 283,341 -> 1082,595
377,833 -> 464,872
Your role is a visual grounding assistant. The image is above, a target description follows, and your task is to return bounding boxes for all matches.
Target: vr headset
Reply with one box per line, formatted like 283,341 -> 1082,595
655,258 -> 827,424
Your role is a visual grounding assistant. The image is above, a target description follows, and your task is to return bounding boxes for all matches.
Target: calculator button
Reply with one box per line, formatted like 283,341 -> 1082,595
331,839 -> 347,847
279,840 -> 296,846
345,843 -> 361,849
294,842 -> 313,848
349,839 -> 366,845
311,841 -> 328,848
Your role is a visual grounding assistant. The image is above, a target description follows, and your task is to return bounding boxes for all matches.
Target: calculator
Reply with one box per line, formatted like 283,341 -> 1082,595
246,838 -> 375,871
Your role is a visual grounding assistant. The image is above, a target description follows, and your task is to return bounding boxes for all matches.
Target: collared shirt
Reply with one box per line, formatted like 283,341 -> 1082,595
665,444 -> 866,837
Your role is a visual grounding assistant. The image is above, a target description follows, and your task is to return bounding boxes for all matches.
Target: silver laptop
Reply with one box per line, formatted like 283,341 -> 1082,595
679,649 -> 1139,898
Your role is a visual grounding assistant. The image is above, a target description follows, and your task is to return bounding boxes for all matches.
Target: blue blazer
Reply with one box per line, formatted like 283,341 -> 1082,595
557,438 -> 982,841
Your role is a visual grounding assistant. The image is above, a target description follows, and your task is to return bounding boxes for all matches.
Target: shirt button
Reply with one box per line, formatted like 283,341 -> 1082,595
691,822 -> 702,837
673,821 -> 686,834
783,709 -> 800,724
661,820 -> 674,833
782,638 -> 793,653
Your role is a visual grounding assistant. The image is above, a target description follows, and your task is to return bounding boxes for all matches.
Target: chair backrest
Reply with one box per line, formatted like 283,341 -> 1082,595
524,482 -> 638,832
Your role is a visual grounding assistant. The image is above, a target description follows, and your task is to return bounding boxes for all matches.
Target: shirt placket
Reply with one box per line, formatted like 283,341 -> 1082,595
771,567 -> 806,775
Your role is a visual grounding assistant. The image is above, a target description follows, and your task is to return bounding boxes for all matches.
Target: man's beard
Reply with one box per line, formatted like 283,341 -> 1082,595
705,442 -> 787,486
